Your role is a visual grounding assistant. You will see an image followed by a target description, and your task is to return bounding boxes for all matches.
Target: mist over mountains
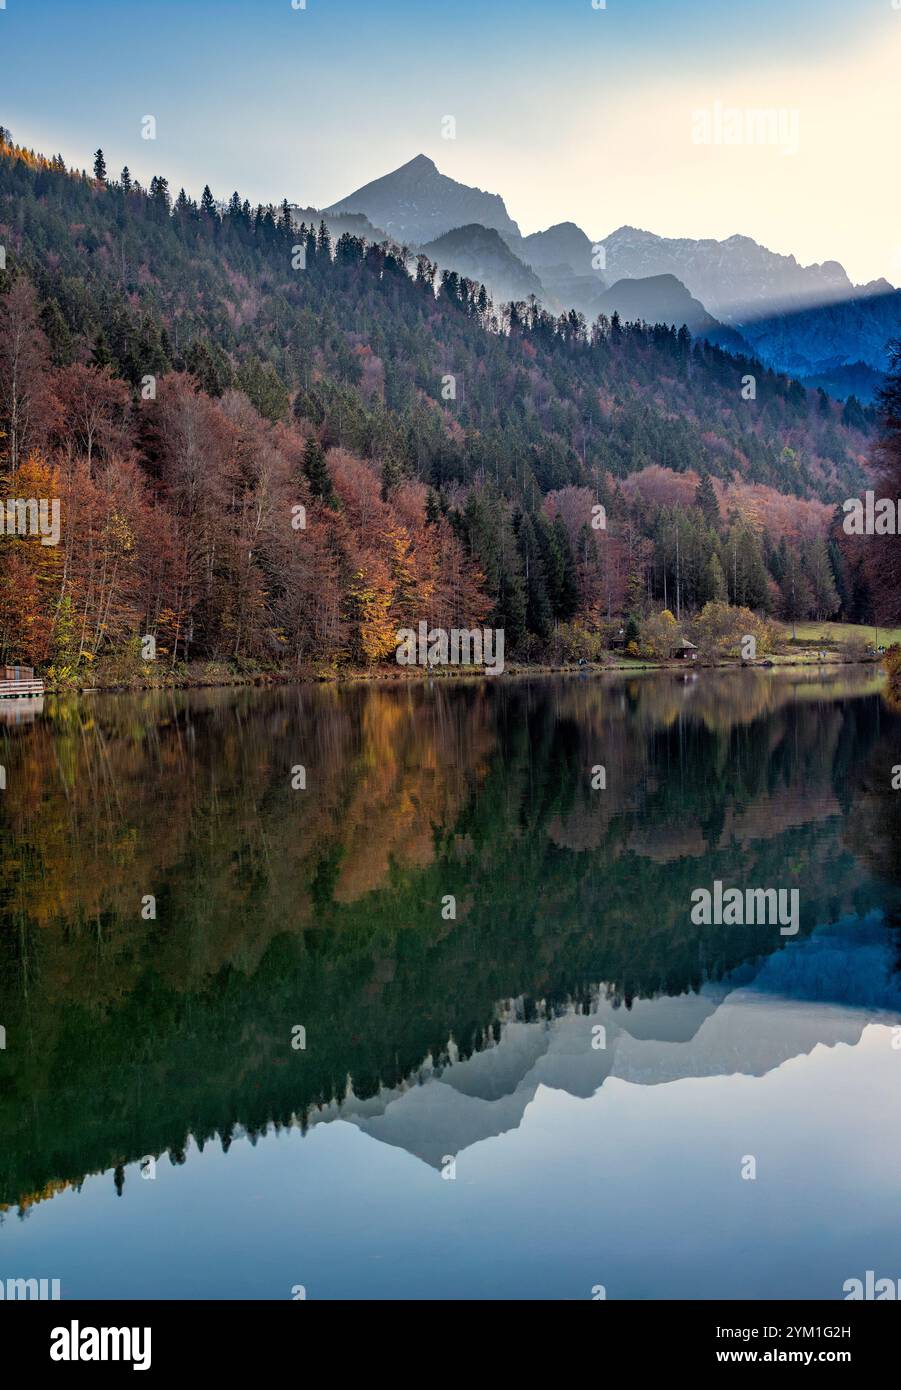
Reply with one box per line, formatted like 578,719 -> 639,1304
323,155 -> 901,399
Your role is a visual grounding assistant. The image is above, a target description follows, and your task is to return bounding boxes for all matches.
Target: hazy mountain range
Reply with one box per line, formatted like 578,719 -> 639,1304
320,154 -> 901,400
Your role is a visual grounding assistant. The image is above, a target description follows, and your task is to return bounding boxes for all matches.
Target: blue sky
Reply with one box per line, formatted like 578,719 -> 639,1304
2,0 -> 898,282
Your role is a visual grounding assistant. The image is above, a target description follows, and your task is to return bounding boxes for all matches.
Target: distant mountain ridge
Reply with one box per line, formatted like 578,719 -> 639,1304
594,274 -> 752,356
420,224 -> 544,306
600,225 -> 855,323
323,155 -> 901,397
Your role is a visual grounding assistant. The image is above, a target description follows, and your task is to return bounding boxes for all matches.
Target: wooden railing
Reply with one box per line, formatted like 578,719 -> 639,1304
0,679 -> 45,698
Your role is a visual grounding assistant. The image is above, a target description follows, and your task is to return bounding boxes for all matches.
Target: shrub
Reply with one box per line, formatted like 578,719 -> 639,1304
551,622 -> 604,663
640,608 -> 679,658
689,602 -> 773,658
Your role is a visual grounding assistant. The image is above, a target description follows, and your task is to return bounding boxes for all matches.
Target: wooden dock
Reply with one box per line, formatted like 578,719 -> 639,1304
0,666 -> 44,698
0,678 -> 44,698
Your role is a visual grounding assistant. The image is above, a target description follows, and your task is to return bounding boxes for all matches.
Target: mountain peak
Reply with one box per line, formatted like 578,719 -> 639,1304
324,156 -> 521,247
401,153 -> 438,173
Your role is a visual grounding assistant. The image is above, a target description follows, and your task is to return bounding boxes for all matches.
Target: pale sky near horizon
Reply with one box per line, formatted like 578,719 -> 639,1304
3,0 -> 900,285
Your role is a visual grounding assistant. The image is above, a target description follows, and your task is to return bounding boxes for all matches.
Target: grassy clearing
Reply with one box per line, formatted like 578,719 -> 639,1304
771,620 -> 901,650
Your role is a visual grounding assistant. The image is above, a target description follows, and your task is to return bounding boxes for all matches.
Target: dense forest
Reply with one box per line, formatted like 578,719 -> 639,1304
0,128 -> 897,679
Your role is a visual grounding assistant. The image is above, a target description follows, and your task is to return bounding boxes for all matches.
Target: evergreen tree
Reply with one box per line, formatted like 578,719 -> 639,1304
695,472 -> 721,530
780,546 -> 814,632
539,514 -> 578,621
517,513 -> 552,640
724,522 -> 770,611
381,454 -> 402,501
494,516 -> 528,647
93,149 -> 107,184
185,340 -> 231,397
40,298 -> 74,367
841,394 -> 867,431
149,176 -> 171,214
90,328 -> 112,368
803,536 -> 839,620
303,437 -> 336,505
236,356 -> 289,422
703,551 -> 728,604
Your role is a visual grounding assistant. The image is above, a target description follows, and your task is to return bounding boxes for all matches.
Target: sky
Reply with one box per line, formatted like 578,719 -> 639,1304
2,0 -> 900,285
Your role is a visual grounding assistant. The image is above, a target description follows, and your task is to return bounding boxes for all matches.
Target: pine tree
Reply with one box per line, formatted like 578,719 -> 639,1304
381,454 -> 402,501
494,515 -> 527,647
517,513 -> 552,640
703,551 -> 727,604
185,340 -> 231,397
780,546 -> 814,633
841,394 -> 867,431
724,522 -> 770,611
120,166 -> 132,193
236,356 -> 288,423
201,184 -> 216,216
695,472 -> 721,530
93,149 -> 107,184
539,514 -> 578,621
803,536 -> 839,620
303,437 -> 336,505
90,328 -> 112,368
40,298 -> 74,367
149,176 -> 170,213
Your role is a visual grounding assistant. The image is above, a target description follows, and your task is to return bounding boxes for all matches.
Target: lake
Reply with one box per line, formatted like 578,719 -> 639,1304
1,669 -> 900,1300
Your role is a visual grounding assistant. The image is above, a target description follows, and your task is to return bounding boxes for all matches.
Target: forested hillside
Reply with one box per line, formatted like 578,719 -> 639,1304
0,129 -> 889,678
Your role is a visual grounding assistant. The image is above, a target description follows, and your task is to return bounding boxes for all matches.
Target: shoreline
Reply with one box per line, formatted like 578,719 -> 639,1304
31,653 -> 887,697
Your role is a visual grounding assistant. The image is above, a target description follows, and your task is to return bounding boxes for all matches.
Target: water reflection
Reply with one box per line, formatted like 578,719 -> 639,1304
0,696 -> 43,726
0,668 -> 899,1252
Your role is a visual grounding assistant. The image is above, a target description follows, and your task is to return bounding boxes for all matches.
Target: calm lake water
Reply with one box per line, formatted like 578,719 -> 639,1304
1,669 -> 900,1300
